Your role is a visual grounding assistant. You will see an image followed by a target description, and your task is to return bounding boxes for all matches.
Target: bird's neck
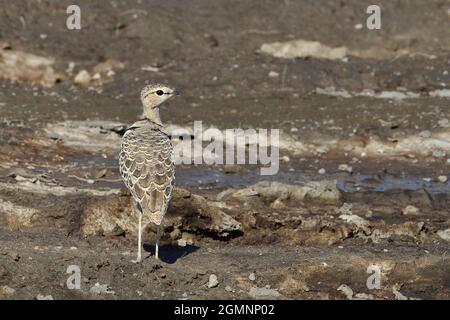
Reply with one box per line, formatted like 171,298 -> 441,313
143,106 -> 163,126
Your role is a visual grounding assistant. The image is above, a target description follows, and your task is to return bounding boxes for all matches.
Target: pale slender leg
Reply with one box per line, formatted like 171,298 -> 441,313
155,224 -> 161,260
132,212 -> 142,263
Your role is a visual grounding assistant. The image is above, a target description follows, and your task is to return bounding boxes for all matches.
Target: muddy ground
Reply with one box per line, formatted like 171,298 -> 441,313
0,0 -> 449,300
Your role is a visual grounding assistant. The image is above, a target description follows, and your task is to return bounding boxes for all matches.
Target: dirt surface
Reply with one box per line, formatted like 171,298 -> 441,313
0,0 -> 449,300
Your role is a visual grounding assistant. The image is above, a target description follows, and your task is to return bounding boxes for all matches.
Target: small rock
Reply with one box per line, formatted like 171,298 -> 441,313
338,164 -> 353,173
136,290 -> 143,297
318,168 -> 326,174
270,198 -> 285,209
419,130 -> 432,138
268,71 -> 280,78
337,284 -> 353,300
402,205 -> 420,216
353,293 -> 375,300
343,144 -> 354,152
74,70 -> 91,86
177,239 -> 187,247
89,282 -> 115,295
0,285 -> 15,296
249,272 -> 256,282
9,252 -> 20,262
432,150 -> 447,158
248,287 -> 281,298
438,175 -> 448,183
225,285 -> 233,292
47,132 -> 61,141
208,274 -> 219,288
437,228 -> 450,242
36,294 -> 54,300
437,118 -> 449,128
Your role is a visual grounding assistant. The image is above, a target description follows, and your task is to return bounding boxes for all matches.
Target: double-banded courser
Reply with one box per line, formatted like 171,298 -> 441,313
119,84 -> 178,262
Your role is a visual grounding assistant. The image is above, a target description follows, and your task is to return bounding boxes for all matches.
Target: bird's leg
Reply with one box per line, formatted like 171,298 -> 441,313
132,211 -> 142,263
155,224 -> 161,260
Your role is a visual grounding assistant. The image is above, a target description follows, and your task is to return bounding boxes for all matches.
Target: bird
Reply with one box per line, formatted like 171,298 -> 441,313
119,83 -> 178,263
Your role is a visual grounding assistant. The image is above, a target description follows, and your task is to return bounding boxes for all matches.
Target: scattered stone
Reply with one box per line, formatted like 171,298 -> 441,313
0,49 -> 62,87
248,287 -> 281,298
337,203 -> 353,215
318,168 -> 326,174
438,175 -> 448,183
432,150 -> 447,158
339,213 -> 371,234
343,144 -> 354,152
437,228 -> 450,242
260,39 -> 347,60
89,282 -> 115,295
74,70 -> 91,86
268,71 -> 279,78
36,294 -> 54,300
225,286 -> 233,292
227,180 -> 341,206
93,59 -> 124,75
270,198 -> 285,209
402,205 -> 420,216
338,164 -> 353,173
249,272 -> 256,282
177,239 -> 187,247
437,118 -> 449,128
208,274 -> 219,288
0,285 -> 15,296
47,132 -> 61,141
337,284 -> 353,300
419,130 -> 432,138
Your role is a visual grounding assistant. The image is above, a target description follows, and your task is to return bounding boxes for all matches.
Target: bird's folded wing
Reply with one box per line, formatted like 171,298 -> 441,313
119,128 -> 174,219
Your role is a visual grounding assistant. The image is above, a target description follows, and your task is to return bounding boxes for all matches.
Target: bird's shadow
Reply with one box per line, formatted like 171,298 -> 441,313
143,243 -> 199,264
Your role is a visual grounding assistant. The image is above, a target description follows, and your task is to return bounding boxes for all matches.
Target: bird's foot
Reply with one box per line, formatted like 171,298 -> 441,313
131,257 -> 142,264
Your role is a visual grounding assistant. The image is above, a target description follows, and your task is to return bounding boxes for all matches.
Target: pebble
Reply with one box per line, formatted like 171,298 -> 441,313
225,285 -> 233,292
438,175 -> 448,183
318,168 -> 326,174
419,130 -> 432,138
89,283 -> 115,295
402,205 -> 420,215
74,70 -> 91,86
208,274 -> 219,288
432,150 -> 446,158
343,144 -> 354,152
248,287 -> 281,298
1,286 -> 15,296
47,132 -> 61,140
177,239 -> 187,247
248,272 -> 256,282
36,294 -> 54,300
268,71 -> 279,78
437,118 -> 449,128
338,164 -> 353,173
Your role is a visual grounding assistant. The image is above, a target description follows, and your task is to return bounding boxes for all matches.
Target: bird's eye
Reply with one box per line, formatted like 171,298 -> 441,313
156,90 -> 164,96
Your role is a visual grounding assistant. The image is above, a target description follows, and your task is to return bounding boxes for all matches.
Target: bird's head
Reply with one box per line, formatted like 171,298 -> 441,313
140,83 -> 179,109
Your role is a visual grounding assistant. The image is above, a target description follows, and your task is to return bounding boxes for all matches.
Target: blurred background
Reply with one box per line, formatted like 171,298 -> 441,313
0,0 -> 449,300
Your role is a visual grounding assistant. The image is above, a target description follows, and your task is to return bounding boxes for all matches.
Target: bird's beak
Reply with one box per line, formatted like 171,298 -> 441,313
172,90 -> 180,96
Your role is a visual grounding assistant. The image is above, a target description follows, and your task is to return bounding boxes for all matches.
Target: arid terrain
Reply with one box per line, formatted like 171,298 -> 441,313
0,0 -> 449,300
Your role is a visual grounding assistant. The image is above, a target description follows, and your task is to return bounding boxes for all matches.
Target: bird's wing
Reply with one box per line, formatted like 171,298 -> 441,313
119,127 -> 174,225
